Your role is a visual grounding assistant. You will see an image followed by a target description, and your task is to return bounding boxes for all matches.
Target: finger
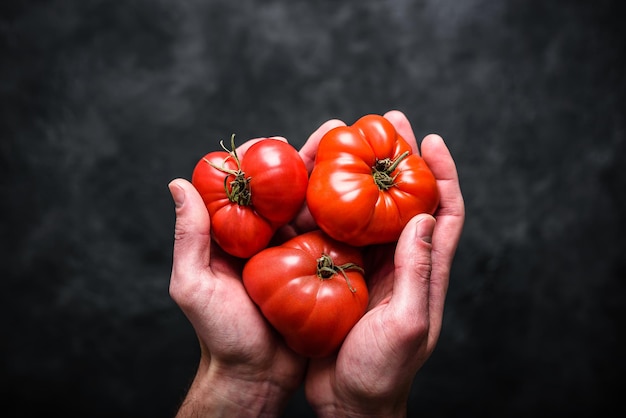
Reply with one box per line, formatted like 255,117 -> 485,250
391,214 -> 436,343
168,178 -> 211,285
420,134 -> 465,346
384,109 -> 419,155
299,119 -> 346,172
421,134 -> 465,257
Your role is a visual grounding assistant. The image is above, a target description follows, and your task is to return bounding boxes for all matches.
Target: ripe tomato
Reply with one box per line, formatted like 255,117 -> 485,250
192,136 -> 308,258
306,114 -> 439,246
242,230 -> 368,358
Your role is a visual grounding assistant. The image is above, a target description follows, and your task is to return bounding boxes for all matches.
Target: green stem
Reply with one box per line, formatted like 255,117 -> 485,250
316,254 -> 364,293
203,134 -> 252,206
372,150 -> 409,191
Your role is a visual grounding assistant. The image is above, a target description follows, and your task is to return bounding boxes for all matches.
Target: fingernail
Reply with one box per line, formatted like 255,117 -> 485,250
416,215 -> 435,244
168,181 -> 185,208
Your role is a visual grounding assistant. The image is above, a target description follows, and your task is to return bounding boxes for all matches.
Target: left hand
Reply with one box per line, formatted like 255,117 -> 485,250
168,138 -> 308,417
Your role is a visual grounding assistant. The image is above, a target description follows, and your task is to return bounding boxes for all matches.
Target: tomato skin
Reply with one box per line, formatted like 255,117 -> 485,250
243,230 -> 368,358
192,138 -> 308,258
307,114 -> 440,246
241,140 -> 309,225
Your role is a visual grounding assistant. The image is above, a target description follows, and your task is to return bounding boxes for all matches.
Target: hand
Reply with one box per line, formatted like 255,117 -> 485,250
304,110 -> 466,417
168,137 -> 308,418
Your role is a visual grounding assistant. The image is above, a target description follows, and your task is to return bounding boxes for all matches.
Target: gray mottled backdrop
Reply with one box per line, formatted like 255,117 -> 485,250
2,0 -> 624,417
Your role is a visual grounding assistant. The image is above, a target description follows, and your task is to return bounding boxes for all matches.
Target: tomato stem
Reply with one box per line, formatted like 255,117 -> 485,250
372,150 -> 409,191
316,254 -> 364,293
203,134 -> 252,206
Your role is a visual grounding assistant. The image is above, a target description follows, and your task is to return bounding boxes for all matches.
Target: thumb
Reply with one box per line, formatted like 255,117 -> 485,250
392,214 -> 436,321
168,178 -> 211,277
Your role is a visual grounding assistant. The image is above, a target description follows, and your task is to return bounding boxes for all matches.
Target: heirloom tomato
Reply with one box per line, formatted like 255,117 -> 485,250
306,114 -> 439,246
192,135 -> 308,258
242,230 -> 368,358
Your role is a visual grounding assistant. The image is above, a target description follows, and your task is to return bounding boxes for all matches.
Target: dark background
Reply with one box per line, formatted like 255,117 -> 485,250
2,0 -> 625,417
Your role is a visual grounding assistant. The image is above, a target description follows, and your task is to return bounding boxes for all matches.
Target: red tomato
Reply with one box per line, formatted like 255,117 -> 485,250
306,114 -> 439,246
192,136 -> 308,258
242,230 -> 368,358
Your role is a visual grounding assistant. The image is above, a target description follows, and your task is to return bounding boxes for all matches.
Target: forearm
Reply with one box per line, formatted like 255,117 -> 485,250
175,358 -> 292,418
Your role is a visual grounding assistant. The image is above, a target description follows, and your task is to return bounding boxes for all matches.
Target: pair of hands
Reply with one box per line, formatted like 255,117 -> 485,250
168,110 -> 465,417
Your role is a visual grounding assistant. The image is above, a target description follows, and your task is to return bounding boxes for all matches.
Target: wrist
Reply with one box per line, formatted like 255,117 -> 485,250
315,406 -> 406,418
312,393 -> 408,418
176,357 -> 293,418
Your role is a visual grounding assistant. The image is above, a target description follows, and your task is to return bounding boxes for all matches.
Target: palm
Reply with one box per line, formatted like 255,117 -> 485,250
197,244 -> 301,367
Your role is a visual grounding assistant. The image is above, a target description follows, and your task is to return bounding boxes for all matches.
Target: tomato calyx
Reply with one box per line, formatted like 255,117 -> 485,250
204,134 -> 252,206
316,254 -> 364,293
372,150 -> 409,191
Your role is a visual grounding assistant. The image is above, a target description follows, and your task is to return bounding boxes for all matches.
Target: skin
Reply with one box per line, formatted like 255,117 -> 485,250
168,110 -> 465,417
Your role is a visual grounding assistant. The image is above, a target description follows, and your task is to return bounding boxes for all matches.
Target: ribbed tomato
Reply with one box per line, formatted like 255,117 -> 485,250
242,230 -> 368,358
306,114 -> 439,246
192,136 -> 308,258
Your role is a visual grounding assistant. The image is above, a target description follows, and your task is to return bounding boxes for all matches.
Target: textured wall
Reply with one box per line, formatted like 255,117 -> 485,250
2,0 -> 625,417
